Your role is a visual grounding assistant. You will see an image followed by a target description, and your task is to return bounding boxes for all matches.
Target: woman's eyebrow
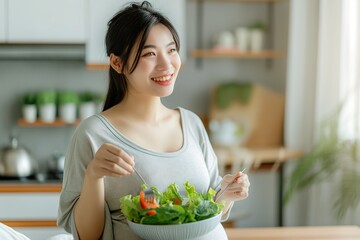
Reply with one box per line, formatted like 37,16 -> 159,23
143,41 -> 176,49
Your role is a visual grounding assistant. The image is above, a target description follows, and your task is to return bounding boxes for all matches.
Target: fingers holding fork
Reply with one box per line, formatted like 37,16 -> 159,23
216,168 -> 250,202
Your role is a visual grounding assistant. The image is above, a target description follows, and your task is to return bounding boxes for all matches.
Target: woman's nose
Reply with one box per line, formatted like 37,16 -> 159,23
156,53 -> 172,70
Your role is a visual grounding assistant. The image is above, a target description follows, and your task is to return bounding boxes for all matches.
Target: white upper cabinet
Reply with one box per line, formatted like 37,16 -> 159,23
7,0 -> 86,43
86,0 -> 186,65
0,0 -> 185,63
86,0 -> 126,65
0,0 -> 6,42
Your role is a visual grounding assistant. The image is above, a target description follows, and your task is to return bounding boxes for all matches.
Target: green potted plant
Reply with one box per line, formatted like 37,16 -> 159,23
284,105 -> 360,221
21,92 -> 37,123
36,90 -> 57,123
215,82 -> 253,109
58,91 -> 79,123
78,92 -> 97,120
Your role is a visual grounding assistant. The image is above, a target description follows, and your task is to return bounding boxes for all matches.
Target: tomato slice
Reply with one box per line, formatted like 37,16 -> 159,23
173,197 -> 182,205
139,191 -> 147,209
139,190 -> 160,209
147,210 -> 157,216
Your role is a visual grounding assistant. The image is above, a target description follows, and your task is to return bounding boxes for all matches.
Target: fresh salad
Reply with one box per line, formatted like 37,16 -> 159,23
120,181 -> 224,225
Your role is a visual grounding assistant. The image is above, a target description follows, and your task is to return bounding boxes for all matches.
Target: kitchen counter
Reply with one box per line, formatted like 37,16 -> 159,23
225,226 -> 360,240
0,181 -> 63,233
0,182 -> 62,192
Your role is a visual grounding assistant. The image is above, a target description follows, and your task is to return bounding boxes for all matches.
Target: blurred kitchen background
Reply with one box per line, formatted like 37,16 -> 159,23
0,0 -> 359,239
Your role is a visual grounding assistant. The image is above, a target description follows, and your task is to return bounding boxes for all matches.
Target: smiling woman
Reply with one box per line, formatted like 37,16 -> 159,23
57,1 -> 250,240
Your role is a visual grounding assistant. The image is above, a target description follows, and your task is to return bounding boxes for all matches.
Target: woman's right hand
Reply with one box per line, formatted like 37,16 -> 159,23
86,143 -> 135,180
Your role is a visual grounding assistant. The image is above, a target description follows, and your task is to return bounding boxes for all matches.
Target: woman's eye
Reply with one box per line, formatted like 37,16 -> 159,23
169,48 -> 177,53
143,52 -> 155,57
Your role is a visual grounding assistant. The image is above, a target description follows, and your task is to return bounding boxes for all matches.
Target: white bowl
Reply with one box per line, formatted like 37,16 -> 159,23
127,212 -> 222,240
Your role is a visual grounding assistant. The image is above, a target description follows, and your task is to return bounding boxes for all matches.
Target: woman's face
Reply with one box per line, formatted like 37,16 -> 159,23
125,23 -> 181,99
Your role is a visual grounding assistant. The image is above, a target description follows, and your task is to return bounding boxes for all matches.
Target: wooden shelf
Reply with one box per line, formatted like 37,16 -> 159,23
214,146 -> 302,170
190,49 -> 285,59
86,63 -> 109,70
245,147 -> 301,164
17,119 -> 80,127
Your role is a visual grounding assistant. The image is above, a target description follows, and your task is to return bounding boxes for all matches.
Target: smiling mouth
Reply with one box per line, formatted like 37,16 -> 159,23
151,74 -> 173,82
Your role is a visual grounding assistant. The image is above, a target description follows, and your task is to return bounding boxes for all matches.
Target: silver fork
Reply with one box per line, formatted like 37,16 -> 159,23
133,166 -> 156,202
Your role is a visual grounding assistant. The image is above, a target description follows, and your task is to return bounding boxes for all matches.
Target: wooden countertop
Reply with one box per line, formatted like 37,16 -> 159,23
225,226 -> 360,240
0,182 -> 62,193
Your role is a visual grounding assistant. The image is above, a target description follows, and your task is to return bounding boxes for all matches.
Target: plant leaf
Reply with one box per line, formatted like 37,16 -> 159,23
334,169 -> 360,220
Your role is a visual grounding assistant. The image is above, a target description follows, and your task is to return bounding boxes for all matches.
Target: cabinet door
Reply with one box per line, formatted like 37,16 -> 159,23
86,0 -> 127,65
0,0 -> 6,42
8,0 -> 86,43
0,192 -> 65,240
86,0 -> 186,65
0,193 -> 60,219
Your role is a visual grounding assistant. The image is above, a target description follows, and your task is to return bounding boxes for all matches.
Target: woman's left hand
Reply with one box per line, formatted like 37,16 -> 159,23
217,171 -> 250,202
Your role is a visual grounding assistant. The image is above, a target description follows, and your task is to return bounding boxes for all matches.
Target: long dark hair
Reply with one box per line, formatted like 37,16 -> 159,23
103,1 -> 180,111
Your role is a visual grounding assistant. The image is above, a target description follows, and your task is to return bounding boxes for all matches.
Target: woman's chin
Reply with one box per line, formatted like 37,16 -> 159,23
159,91 -> 174,98
157,87 -> 175,97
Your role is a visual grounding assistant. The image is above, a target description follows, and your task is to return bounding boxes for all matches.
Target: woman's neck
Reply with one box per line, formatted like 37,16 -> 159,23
106,96 -> 169,124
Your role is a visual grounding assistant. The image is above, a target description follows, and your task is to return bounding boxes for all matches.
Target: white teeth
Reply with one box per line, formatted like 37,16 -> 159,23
152,75 -> 172,81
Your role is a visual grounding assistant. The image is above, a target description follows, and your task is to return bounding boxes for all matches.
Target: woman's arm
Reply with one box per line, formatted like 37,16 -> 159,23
74,174 -> 105,240
73,143 -> 135,240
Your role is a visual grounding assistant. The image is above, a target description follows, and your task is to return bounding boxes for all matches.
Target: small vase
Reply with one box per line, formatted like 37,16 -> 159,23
235,27 -> 250,52
39,103 -> 56,123
59,103 -> 77,123
79,102 -> 96,120
22,104 -> 37,123
217,31 -> 235,49
250,29 -> 264,52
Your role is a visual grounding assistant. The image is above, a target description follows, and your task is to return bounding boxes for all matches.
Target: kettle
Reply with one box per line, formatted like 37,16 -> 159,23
0,137 -> 37,177
47,152 -> 65,179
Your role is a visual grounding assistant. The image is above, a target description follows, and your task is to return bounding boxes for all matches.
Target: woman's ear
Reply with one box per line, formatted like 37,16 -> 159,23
109,53 -> 123,74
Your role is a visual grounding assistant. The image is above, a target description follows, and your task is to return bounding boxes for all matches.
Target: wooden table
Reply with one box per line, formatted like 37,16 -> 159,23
226,226 -> 360,240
